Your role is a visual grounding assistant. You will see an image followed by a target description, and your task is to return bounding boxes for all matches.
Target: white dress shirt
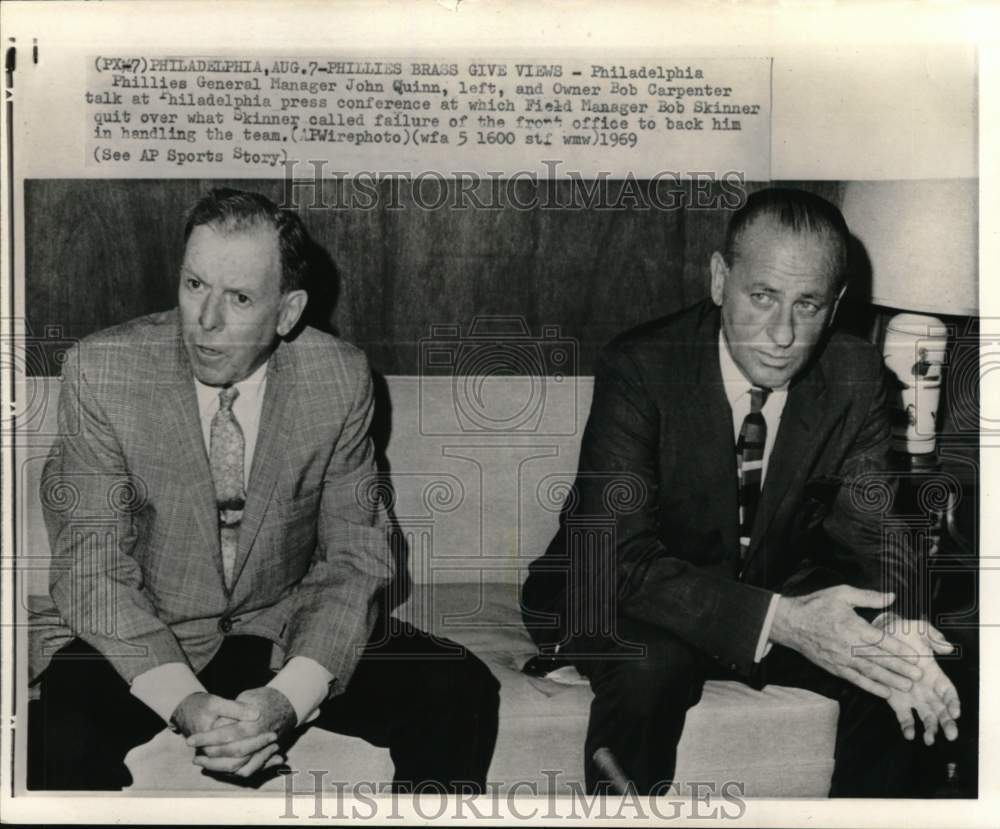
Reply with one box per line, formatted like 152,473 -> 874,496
130,360 -> 332,726
718,331 -> 787,663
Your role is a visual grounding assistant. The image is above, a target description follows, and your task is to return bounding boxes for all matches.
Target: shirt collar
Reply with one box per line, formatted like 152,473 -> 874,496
195,359 -> 269,414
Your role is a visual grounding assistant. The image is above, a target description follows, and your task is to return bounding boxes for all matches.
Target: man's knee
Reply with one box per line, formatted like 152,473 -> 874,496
589,633 -> 702,719
406,643 -> 500,721
37,638 -> 129,703
29,640 -> 146,791
443,649 -> 500,713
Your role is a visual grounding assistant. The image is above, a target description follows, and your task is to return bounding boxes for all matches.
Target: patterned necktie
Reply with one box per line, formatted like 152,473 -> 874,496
737,386 -> 770,558
209,386 -> 245,588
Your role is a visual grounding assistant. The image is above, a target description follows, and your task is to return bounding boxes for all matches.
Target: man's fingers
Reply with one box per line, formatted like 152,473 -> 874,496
918,706 -> 939,746
939,683 -> 962,719
193,744 -> 281,777
852,657 -> 915,693
888,699 -> 916,741
928,680 -> 960,739
233,744 -> 280,778
264,754 -> 286,770
852,638 -> 923,674
847,621 -> 922,679
855,627 -> 921,663
911,697 -> 939,746
187,721 -> 260,748
197,731 -> 277,759
208,698 -> 260,723
854,649 -> 923,683
838,665 -> 891,699
925,623 -> 956,655
929,694 -> 959,742
193,753 -> 247,774
839,587 -> 894,609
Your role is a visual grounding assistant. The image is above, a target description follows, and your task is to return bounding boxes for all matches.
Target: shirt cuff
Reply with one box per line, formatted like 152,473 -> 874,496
754,593 -> 782,663
130,662 -> 207,724
266,656 -> 334,726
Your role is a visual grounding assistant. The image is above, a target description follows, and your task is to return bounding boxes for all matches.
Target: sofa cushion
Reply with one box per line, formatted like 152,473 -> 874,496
121,582 -> 837,796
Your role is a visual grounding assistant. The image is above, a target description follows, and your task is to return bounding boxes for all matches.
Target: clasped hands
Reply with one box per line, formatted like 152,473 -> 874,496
771,586 -> 961,745
171,687 -> 297,779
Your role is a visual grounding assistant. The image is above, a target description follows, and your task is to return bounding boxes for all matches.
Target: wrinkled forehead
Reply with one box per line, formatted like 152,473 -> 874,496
730,219 -> 844,292
182,222 -> 283,288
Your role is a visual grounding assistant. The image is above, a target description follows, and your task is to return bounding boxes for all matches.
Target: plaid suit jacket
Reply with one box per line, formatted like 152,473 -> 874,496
32,310 -> 393,693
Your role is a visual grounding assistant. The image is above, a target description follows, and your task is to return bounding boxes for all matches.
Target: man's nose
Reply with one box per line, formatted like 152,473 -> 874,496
199,293 -> 224,331
767,305 -> 795,348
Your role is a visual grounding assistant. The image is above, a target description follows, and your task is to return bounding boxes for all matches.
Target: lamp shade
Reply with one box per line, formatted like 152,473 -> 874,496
840,179 -> 978,316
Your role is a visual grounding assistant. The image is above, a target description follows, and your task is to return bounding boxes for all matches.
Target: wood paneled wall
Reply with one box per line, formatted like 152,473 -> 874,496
26,179 -> 844,375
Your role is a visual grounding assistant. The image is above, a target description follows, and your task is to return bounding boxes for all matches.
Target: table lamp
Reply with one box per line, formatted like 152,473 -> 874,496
840,179 -> 978,459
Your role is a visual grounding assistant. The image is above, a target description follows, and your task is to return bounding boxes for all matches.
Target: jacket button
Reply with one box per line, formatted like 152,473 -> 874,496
219,617 -> 233,634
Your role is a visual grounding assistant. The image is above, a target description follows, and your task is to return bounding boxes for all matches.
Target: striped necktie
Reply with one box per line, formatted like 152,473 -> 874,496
209,386 -> 245,588
737,386 -> 769,558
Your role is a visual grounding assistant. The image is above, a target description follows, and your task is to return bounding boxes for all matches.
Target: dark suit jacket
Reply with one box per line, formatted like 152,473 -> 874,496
31,310 -> 394,694
522,300 -> 914,677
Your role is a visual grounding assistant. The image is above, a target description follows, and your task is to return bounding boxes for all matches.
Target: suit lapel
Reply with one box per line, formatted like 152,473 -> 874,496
745,356 -> 828,562
157,330 -> 227,585
230,340 -> 296,588
687,308 -> 741,558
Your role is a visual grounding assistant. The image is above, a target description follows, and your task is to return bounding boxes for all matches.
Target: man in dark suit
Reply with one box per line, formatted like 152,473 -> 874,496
522,187 -> 960,796
29,188 -> 499,791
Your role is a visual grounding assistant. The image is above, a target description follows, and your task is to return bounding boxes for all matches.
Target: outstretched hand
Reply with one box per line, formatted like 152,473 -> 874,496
872,615 -> 961,744
770,586 -> 924,699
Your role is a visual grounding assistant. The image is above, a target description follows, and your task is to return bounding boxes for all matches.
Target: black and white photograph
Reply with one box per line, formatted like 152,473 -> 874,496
0,2 -> 994,826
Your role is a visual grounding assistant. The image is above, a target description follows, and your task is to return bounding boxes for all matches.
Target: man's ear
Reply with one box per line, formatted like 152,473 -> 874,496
276,289 -> 308,337
709,252 -> 728,307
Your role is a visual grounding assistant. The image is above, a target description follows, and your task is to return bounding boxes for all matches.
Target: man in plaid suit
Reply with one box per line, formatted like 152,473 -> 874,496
28,189 -> 499,791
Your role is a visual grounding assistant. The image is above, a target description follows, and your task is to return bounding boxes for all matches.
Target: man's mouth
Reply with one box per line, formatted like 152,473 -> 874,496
756,352 -> 792,368
195,345 -> 226,360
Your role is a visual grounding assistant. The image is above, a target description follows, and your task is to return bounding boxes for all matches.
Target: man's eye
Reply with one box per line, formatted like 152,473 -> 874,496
796,301 -> 820,316
185,277 -> 202,290
233,293 -> 251,306
750,292 -> 774,306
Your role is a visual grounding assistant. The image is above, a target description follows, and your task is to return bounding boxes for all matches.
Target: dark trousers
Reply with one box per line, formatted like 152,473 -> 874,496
580,616 -> 916,796
28,618 -> 500,792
